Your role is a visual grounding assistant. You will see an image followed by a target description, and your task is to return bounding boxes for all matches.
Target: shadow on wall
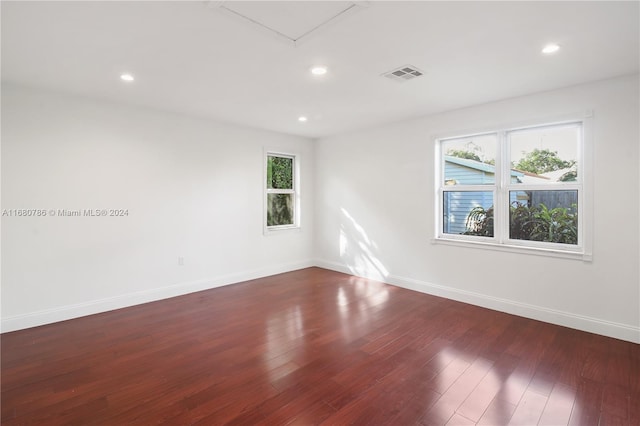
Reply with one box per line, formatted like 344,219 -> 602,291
339,207 -> 389,282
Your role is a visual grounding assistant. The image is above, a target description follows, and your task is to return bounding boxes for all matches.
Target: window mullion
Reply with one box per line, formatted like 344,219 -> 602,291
495,131 -> 507,244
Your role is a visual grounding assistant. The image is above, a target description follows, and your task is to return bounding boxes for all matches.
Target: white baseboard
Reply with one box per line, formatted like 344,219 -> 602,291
5,258 -> 638,344
1,260 -> 314,333
314,259 -> 640,344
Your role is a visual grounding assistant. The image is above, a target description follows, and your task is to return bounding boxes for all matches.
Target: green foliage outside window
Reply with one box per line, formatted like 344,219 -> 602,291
515,148 -> 575,175
464,206 -> 494,237
267,194 -> 293,226
464,203 -> 578,244
267,156 -> 293,189
267,155 -> 294,226
447,149 -> 495,165
447,149 -> 482,162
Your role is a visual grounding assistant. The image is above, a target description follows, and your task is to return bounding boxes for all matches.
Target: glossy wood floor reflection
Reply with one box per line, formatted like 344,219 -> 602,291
2,268 -> 639,425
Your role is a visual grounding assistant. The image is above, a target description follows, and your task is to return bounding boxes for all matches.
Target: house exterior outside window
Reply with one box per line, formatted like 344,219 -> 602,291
435,118 -> 590,260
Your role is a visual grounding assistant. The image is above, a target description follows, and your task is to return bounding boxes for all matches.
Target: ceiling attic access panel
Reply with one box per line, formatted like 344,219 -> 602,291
211,1 -> 366,46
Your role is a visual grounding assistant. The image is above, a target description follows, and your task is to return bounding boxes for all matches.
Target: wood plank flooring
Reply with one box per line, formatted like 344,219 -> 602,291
2,267 -> 639,425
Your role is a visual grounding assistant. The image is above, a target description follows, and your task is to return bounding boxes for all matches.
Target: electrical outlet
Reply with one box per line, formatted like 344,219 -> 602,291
178,257 -> 184,266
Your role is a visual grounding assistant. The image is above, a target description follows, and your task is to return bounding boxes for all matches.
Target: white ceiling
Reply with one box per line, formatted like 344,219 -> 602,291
2,1 -> 638,139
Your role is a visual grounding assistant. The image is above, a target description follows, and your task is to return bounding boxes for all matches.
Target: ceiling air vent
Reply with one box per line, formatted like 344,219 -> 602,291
382,65 -> 425,82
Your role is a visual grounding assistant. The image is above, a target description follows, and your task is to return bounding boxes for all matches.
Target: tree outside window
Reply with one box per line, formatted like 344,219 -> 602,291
266,154 -> 296,228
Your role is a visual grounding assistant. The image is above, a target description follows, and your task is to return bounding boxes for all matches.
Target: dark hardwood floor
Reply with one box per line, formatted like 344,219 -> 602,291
2,267 -> 639,425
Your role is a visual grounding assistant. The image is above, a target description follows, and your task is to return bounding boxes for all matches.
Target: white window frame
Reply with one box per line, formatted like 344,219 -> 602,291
434,112 -> 593,261
264,150 -> 300,233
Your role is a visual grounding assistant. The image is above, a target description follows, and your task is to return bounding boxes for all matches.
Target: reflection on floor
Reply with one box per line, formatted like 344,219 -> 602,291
1,267 -> 638,425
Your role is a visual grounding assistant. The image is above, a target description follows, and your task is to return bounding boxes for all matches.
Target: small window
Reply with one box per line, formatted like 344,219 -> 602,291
436,121 -> 585,256
265,153 -> 298,229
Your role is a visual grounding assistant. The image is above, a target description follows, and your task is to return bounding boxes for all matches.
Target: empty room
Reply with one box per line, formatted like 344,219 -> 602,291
1,1 -> 639,425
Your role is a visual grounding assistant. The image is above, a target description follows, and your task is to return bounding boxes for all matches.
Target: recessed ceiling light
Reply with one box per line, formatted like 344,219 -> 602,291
120,73 -> 135,82
541,43 -> 560,54
298,116 -> 308,122
310,66 -> 328,76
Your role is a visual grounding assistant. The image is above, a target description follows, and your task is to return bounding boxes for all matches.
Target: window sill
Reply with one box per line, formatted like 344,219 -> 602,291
264,225 -> 301,236
431,237 -> 592,262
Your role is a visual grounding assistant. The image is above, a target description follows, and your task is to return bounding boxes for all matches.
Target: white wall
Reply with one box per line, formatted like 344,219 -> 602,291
315,74 -> 640,343
1,84 -> 315,331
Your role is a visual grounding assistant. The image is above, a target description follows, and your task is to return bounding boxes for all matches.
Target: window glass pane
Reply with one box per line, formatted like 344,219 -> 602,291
509,190 -> 578,244
267,156 -> 293,189
442,134 -> 497,185
267,193 -> 294,226
509,125 -> 579,184
443,191 -> 494,236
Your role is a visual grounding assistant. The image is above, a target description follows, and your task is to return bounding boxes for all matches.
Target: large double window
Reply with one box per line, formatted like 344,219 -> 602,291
436,120 -> 587,257
265,152 -> 298,230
